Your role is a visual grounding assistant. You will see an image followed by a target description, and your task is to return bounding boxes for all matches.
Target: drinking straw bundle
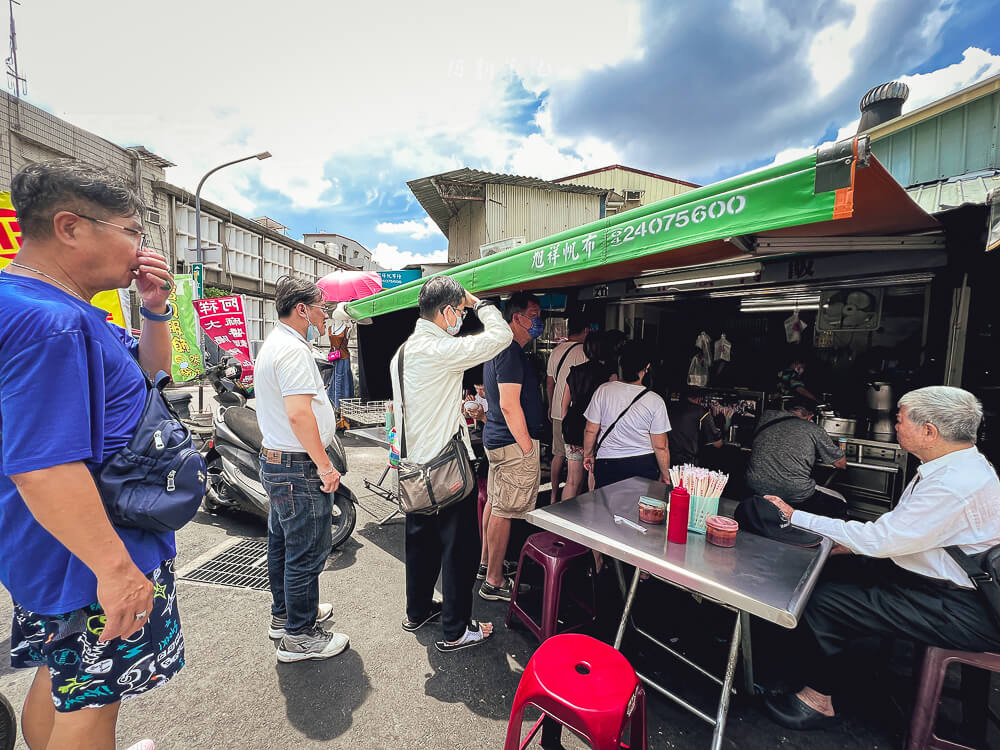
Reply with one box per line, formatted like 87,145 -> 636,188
668,464 -> 729,499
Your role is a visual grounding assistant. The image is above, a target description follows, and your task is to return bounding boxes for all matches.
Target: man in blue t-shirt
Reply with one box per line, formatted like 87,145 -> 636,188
0,160 -> 181,749
479,291 -> 544,602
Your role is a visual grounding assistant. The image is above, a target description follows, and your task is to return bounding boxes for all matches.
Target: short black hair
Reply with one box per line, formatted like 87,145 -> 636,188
504,291 -> 542,322
567,313 -> 589,335
275,275 -> 323,318
619,341 -> 652,382
418,276 -> 466,319
11,159 -> 144,239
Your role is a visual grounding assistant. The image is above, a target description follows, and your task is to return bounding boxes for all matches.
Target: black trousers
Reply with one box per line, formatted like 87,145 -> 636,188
594,452 -> 659,489
801,556 -> 1000,695
405,490 -> 479,642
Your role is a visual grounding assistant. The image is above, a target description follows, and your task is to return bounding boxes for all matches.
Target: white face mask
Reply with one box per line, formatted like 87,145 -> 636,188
443,306 -> 463,336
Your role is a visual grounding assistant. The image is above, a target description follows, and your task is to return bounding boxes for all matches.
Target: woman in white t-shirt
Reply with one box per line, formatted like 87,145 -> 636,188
582,342 -> 672,489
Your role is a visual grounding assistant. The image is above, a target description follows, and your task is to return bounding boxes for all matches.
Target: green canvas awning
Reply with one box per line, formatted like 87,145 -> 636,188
346,137 -> 937,320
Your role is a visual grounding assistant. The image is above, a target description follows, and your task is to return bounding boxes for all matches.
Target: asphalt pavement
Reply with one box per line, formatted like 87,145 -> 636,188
0,407 -> 991,749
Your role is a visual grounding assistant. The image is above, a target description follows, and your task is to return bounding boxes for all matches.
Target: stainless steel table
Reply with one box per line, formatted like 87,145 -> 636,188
526,476 -> 831,750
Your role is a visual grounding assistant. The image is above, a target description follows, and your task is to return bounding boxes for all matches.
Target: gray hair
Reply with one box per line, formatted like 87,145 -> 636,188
274,275 -> 323,318
418,276 -> 465,319
11,159 -> 144,239
898,386 -> 982,443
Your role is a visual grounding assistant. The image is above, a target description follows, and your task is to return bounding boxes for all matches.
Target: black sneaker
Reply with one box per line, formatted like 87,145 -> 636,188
477,561 -> 518,581
479,579 -> 514,602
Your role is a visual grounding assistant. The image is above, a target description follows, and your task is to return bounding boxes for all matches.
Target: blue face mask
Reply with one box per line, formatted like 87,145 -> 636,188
306,323 -> 321,341
522,315 -> 544,339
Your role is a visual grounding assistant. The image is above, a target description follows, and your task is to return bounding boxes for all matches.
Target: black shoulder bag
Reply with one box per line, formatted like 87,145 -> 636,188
945,545 -> 1000,625
96,370 -> 208,532
394,345 -> 475,515
593,388 -> 651,457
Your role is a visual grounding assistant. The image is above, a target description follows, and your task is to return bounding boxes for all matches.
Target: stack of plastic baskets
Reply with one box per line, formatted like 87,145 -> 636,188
688,495 -> 720,534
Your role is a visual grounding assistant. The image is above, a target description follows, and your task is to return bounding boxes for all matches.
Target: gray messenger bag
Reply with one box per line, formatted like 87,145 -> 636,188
394,345 -> 475,515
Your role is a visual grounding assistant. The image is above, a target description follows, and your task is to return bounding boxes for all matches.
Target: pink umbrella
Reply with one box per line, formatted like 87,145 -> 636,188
316,270 -> 383,302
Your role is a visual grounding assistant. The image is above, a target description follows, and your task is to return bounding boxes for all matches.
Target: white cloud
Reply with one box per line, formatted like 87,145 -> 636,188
898,46 -> 1000,112
764,46 -> 1000,172
372,242 -> 447,271
16,0 -> 641,217
807,0 -> 882,97
376,217 -> 444,240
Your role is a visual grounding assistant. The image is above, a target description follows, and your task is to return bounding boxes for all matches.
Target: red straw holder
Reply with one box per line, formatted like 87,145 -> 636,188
667,485 -> 690,544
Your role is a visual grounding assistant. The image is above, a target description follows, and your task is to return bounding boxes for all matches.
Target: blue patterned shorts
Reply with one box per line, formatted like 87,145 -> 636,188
10,559 -> 184,712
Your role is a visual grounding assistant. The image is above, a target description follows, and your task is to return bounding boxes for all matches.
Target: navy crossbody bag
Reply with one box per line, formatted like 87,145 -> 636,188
96,370 -> 207,533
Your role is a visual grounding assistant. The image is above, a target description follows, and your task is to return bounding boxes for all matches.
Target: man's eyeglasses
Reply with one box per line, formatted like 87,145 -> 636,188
443,305 -> 468,319
74,213 -> 148,251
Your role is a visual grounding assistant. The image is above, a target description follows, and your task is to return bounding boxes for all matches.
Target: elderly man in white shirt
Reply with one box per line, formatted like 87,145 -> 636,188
763,386 -> 1000,731
390,276 -> 512,652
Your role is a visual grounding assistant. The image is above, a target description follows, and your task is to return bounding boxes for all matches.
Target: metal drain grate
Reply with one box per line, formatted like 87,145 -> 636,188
180,539 -> 270,591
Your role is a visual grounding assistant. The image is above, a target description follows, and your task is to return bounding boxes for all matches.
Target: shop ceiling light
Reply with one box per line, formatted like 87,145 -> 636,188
634,262 -> 762,289
739,304 -> 820,312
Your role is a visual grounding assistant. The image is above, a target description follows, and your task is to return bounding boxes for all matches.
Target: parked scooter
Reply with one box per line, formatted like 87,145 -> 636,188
200,360 -> 357,549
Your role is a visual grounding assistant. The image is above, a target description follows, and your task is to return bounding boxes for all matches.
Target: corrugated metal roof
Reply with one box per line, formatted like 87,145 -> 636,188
905,172 -> 1000,214
407,168 -> 609,236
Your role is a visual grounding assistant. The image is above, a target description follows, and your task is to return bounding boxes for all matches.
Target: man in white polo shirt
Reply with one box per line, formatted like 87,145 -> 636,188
255,276 -> 349,663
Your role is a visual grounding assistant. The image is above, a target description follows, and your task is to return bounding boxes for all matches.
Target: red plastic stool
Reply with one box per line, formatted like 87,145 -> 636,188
505,532 -> 596,642
505,633 -> 646,750
906,646 -> 1000,749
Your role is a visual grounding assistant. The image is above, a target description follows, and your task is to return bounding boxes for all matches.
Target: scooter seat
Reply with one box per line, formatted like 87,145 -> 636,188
223,407 -> 264,452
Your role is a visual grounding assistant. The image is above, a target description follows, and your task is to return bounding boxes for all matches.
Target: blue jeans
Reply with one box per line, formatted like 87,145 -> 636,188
260,453 -> 332,635
327,356 -> 354,409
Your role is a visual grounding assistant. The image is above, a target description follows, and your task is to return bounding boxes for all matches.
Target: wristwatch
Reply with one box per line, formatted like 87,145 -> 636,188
473,299 -> 492,314
140,303 -> 174,321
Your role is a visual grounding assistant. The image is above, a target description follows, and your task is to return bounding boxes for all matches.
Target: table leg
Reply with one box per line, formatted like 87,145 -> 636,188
740,610 -> 755,695
711,612 -> 742,750
614,567 -> 642,650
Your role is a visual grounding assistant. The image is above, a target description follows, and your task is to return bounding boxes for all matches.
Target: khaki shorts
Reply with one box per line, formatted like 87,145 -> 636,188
486,440 -> 541,519
551,418 -> 566,458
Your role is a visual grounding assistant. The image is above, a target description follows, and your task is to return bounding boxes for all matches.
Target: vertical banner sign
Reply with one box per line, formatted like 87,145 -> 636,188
190,262 -> 204,298
193,296 -> 254,388
0,191 -> 23,269
168,274 -> 204,382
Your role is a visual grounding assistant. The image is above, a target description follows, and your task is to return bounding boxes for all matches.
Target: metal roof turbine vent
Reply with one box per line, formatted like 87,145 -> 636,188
857,81 -> 909,133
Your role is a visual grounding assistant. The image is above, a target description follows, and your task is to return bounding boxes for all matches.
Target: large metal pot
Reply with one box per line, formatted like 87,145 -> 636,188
819,416 -> 857,437
866,382 -> 894,412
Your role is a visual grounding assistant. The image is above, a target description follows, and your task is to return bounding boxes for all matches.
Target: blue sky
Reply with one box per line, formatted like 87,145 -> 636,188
16,0 -> 1000,269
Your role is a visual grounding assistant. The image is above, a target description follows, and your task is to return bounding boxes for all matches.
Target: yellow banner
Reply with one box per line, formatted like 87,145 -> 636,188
0,191 -> 23,270
0,191 -> 131,326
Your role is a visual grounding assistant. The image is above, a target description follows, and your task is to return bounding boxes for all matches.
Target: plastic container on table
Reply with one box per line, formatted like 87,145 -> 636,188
638,496 -> 666,524
705,515 -> 739,547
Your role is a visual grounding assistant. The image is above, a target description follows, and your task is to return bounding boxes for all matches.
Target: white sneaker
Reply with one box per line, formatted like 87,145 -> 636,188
268,603 -> 334,639
125,741 -> 155,750
277,627 -> 349,663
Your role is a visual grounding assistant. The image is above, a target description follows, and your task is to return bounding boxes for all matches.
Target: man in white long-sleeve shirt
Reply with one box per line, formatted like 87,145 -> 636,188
763,385 -> 1000,731
390,276 -> 512,652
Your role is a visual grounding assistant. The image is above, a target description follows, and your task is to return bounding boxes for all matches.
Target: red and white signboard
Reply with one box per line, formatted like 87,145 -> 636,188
193,296 -> 254,387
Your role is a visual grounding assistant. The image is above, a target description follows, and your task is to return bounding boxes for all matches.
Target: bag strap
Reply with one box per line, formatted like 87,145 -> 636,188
396,344 -> 408,460
595,388 -> 650,456
945,545 -> 994,588
752,414 -> 799,439
554,342 -> 581,383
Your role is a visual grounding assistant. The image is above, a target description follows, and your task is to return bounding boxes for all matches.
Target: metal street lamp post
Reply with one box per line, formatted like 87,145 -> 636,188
193,151 -> 271,413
